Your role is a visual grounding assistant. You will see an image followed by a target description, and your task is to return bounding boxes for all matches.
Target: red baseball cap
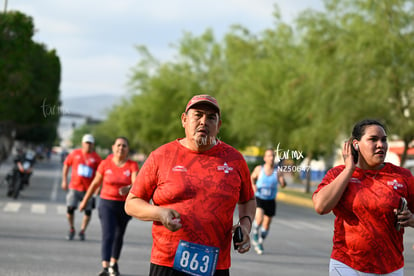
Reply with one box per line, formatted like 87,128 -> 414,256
185,94 -> 221,116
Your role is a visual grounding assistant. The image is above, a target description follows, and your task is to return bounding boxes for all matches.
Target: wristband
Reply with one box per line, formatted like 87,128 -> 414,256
238,215 -> 252,227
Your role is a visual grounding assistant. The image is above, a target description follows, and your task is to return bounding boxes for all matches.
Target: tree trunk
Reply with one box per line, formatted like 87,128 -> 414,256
305,152 -> 312,194
400,138 -> 410,167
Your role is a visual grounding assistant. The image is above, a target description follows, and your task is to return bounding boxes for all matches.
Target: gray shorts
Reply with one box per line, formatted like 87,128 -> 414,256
66,189 -> 94,211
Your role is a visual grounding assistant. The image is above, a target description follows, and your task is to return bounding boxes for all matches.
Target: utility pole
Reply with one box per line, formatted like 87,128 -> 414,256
4,0 -> 8,13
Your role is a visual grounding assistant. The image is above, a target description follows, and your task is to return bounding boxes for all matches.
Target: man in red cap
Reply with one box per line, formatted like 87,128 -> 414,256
126,94 -> 256,276
62,134 -> 102,241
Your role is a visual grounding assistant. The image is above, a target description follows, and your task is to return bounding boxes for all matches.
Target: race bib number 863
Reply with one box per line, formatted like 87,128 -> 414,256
173,240 -> 219,276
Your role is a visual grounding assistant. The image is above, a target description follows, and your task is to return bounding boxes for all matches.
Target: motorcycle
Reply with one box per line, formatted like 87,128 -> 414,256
6,150 -> 35,199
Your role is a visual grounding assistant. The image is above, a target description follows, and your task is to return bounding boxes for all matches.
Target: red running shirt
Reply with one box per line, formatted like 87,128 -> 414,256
313,163 -> 414,274
130,139 -> 254,270
64,149 -> 102,192
97,157 -> 139,201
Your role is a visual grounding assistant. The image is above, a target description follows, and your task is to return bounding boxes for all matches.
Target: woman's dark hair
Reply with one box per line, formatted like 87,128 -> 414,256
351,119 -> 387,141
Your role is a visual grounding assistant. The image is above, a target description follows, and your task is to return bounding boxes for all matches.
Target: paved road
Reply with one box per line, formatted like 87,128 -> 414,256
1,155 -> 414,276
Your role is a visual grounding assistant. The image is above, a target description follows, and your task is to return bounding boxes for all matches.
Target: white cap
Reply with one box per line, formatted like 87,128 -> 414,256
82,134 -> 95,144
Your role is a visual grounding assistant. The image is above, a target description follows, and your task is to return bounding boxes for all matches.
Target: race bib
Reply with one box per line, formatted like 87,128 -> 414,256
77,164 -> 93,178
173,240 -> 219,276
260,188 -> 272,197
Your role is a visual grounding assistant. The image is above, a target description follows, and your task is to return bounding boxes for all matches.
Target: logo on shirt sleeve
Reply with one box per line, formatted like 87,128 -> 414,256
217,162 -> 233,174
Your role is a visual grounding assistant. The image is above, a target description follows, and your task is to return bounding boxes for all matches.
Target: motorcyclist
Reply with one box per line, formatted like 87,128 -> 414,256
7,148 -> 36,198
16,148 -> 36,186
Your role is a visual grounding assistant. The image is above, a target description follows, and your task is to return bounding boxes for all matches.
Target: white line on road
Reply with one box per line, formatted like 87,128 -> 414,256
57,205 -> 66,215
50,163 -> 61,202
31,204 -> 46,214
4,202 -> 21,212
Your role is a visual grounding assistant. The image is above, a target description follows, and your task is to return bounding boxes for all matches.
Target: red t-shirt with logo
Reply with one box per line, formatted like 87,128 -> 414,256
313,163 -> 414,273
64,148 -> 102,192
130,139 -> 254,270
97,156 -> 139,201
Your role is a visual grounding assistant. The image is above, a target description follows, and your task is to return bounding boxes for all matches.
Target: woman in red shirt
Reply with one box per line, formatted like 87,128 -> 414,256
313,119 -> 414,275
80,137 -> 139,276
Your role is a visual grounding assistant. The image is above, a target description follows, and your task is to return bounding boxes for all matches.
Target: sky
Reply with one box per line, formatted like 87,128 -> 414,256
8,0 -> 324,100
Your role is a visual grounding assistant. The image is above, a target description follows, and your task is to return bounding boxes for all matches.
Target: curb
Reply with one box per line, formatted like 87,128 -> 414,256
277,191 -> 314,209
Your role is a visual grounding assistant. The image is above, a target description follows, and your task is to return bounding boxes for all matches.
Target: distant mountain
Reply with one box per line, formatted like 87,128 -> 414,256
61,94 -> 121,120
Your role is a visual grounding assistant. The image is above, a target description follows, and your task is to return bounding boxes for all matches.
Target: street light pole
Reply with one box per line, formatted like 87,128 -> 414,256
4,0 -> 8,12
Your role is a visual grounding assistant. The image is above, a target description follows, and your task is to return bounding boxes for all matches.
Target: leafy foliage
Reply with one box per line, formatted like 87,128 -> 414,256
94,0 -> 414,164
0,11 -> 61,146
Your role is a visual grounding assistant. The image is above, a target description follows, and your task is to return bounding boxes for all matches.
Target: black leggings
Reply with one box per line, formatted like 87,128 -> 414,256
98,198 -> 131,261
149,263 -> 229,276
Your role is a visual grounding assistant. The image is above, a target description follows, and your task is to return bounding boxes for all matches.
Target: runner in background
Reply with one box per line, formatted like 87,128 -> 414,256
250,148 -> 286,255
61,134 -> 102,241
80,137 -> 139,276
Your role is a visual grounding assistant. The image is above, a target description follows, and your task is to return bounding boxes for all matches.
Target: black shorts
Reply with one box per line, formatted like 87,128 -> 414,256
149,263 -> 229,276
256,197 -> 276,217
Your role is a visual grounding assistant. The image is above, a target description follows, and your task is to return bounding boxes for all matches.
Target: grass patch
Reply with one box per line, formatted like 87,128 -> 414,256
280,188 -> 313,200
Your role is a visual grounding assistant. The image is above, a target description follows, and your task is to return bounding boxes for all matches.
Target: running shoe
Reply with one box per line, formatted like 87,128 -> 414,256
98,267 -> 109,276
255,242 -> 264,255
67,228 -> 75,241
109,263 -> 120,276
79,230 -> 85,241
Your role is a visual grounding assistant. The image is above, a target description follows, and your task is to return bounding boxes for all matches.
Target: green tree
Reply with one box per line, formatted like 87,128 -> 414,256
0,11 -> 61,146
101,30 -> 231,153
100,0 -> 414,176
294,0 -> 414,165
0,11 -> 34,119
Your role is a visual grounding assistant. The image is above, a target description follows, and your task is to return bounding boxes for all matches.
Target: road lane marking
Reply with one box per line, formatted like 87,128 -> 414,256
31,204 -> 46,214
57,205 -> 66,215
4,202 -> 21,212
2,203 -> 67,215
50,164 -> 61,202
